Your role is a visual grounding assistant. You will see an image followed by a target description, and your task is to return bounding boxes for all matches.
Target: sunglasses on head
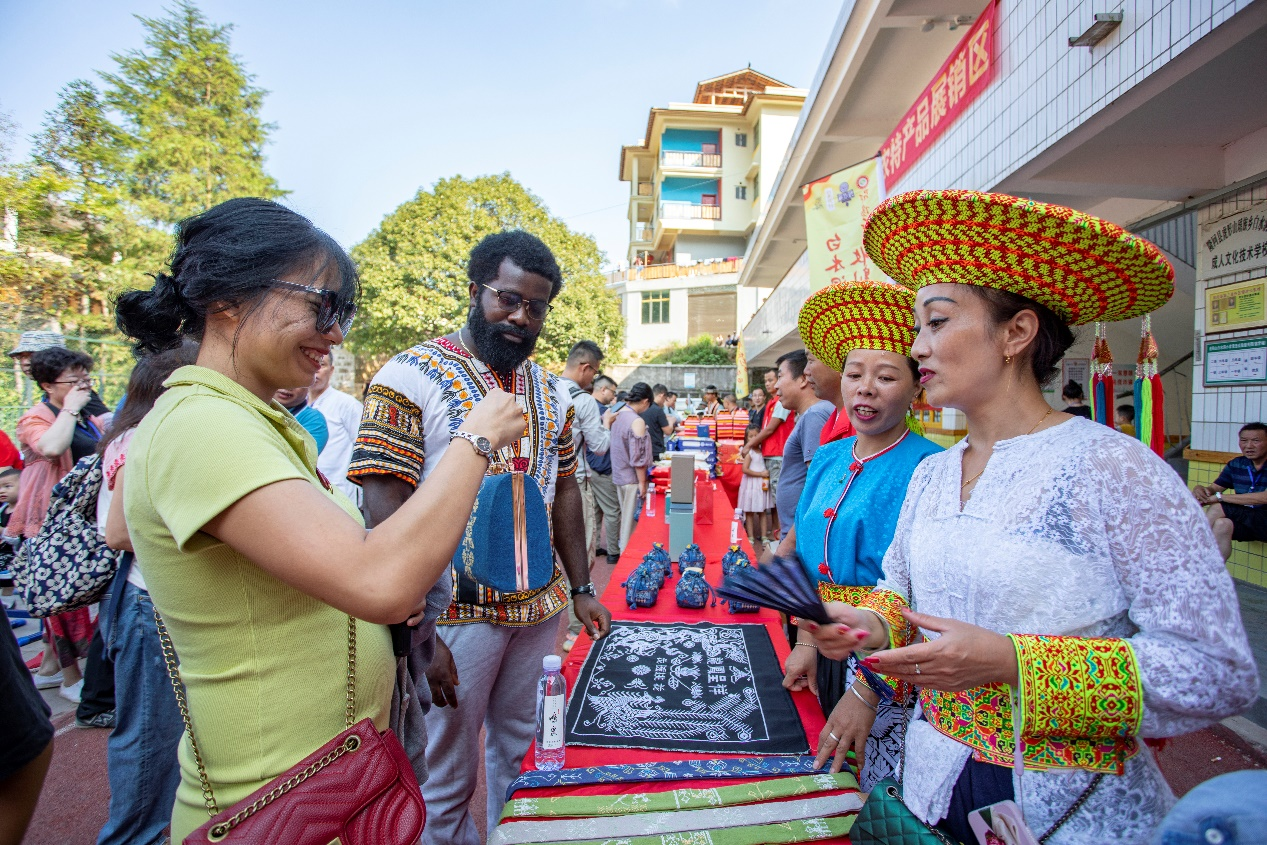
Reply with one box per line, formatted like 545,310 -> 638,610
271,280 -> 356,335
482,283 -> 551,321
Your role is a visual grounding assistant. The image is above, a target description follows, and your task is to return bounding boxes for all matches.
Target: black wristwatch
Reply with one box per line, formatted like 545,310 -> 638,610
570,583 -> 596,598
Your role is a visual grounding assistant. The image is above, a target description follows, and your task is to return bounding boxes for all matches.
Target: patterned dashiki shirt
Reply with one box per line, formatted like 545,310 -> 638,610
348,337 -> 577,627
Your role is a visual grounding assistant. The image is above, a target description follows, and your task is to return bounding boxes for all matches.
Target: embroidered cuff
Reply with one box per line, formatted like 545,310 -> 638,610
855,589 -> 912,651
1009,634 -> 1143,742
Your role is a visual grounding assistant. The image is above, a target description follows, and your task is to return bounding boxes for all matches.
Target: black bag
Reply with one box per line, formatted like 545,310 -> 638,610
13,454 -> 122,617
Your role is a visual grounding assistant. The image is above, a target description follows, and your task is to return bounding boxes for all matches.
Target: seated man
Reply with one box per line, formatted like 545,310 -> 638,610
1193,422 -> 1267,560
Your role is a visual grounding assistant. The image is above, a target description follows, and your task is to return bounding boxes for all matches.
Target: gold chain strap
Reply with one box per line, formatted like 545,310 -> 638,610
153,606 -> 358,831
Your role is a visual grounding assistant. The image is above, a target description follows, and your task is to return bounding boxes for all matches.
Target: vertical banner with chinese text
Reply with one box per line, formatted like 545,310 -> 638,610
802,156 -> 891,293
879,0 -> 998,188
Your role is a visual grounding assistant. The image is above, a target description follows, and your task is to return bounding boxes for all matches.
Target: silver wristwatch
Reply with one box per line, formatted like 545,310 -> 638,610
450,430 -> 493,460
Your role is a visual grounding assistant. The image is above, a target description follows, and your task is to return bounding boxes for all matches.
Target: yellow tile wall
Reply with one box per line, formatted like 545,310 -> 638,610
1189,460 -> 1267,587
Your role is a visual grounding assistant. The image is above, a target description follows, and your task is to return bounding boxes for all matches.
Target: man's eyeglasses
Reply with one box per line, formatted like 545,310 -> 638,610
52,376 -> 93,386
271,280 -> 357,335
482,284 -> 551,321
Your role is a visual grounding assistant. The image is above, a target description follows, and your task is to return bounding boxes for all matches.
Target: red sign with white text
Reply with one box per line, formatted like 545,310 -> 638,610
879,0 -> 998,187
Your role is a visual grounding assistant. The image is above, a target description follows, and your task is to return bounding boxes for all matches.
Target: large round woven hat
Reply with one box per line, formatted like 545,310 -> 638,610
798,280 -> 916,373
863,190 -> 1174,325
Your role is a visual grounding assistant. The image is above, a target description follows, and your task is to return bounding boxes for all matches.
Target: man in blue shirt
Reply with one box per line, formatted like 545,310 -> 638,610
1194,421 -> 1267,559
274,385 -> 329,454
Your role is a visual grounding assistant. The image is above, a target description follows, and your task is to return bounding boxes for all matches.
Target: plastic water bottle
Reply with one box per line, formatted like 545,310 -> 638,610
731,508 -> 742,545
535,655 -> 567,770
645,483 -> 656,516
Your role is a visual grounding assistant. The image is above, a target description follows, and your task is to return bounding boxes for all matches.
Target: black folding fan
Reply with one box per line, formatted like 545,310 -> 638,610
715,553 -> 831,625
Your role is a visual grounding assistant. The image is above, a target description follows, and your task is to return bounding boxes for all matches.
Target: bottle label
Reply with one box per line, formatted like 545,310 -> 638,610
541,693 -> 566,750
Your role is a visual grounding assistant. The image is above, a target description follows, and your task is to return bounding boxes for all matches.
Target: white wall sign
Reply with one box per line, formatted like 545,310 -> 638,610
1198,201 -> 1267,281
683,372 -> 697,389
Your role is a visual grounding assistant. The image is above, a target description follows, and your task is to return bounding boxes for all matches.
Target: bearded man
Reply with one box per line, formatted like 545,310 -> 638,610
349,231 -> 611,844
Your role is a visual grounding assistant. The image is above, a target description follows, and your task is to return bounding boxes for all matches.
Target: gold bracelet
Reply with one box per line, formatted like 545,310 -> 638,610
794,641 -> 818,650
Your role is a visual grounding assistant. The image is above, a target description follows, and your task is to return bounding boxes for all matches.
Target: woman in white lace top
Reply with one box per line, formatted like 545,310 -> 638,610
806,191 -> 1258,844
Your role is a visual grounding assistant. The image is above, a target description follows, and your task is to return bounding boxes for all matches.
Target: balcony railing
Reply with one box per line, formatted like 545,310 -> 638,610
608,258 -> 743,284
659,202 -> 721,221
660,150 -> 722,168
633,224 -> 653,242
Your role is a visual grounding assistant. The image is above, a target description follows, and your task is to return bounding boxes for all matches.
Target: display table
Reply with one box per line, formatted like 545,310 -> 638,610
503,480 -> 855,843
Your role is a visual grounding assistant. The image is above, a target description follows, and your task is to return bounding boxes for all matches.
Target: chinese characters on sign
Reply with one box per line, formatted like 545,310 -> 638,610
802,157 -> 892,292
1206,279 -> 1267,335
1204,337 -> 1267,387
1198,201 -> 1267,281
879,0 -> 999,187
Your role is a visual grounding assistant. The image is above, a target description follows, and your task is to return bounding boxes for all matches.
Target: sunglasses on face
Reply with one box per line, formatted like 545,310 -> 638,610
482,283 -> 551,321
271,280 -> 356,335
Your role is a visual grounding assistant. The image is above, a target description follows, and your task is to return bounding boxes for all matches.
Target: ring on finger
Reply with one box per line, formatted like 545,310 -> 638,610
914,663 -> 921,675
829,731 -> 840,743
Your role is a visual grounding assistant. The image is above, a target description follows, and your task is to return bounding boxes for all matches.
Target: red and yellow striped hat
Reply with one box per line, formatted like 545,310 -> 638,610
798,280 -> 916,373
862,190 -> 1174,325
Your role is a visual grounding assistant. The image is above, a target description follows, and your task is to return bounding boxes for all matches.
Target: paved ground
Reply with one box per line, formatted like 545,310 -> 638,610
12,568 -> 1267,844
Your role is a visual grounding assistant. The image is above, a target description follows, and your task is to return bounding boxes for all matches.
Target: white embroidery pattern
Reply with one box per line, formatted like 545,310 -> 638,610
878,418 -> 1257,844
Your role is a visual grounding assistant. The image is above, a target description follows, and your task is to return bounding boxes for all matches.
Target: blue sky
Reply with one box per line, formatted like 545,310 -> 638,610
1,1 -> 841,268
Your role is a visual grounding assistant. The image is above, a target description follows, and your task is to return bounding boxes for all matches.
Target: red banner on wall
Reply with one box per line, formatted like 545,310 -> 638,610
879,0 -> 999,187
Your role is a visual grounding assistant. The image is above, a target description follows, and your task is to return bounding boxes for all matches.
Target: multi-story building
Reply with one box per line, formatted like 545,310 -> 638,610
611,69 -> 806,354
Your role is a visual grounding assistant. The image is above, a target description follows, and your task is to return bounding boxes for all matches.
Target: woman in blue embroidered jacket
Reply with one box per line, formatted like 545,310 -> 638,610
778,280 -> 940,790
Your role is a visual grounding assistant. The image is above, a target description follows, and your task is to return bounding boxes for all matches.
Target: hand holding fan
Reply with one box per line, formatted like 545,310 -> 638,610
715,554 -> 831,625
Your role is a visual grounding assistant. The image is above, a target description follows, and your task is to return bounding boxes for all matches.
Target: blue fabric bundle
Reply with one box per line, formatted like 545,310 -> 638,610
720,545 -> 751,578
622,562 -> 662,609
675,567 -> 715,609
677,543 -> 706,577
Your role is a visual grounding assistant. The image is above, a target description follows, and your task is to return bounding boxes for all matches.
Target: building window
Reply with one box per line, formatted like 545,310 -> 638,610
735,185 -> 747,200
641,290 -> 670,324
735,132 -> 747,147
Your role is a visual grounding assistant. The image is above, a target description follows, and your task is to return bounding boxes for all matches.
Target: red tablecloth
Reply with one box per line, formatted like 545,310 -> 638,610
508,481 -> 852,842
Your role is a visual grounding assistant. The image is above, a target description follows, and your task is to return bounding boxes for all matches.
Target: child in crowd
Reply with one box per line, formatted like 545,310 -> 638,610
737,423 -> 773,549
1116,403 -> 1137,437
0,466 -> 18,608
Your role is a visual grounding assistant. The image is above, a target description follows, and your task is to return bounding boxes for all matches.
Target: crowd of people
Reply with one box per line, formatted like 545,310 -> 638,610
0,189 -> 1262,845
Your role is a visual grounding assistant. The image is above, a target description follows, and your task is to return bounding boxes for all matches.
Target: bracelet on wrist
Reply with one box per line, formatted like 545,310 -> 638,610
794,641 -> 818,650
848,683 -> 878,711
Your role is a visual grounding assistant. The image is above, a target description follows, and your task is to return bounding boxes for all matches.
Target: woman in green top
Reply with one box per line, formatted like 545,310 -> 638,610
115,198 -> 526,841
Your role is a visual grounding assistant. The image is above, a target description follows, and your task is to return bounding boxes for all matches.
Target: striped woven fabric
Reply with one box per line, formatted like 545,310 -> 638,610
798,280 -> 916,373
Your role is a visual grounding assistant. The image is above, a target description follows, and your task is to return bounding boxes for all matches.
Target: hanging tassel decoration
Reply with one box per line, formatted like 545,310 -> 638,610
1091,322 -> 1114,427
1134,314 -> 1165,457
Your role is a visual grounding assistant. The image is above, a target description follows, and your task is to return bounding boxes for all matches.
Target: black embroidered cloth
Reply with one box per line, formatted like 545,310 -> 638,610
565,621 -> 809,754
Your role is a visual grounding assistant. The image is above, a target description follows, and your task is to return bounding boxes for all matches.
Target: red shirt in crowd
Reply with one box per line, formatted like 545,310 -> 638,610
819,408 -> 855,445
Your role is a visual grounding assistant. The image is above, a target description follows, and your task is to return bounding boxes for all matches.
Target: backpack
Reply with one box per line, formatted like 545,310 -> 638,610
567,385 -> 612,475
721,545 -> 751,578
13,454 -> 122,617
621,561 -> 661,609
675,567 -> 715,609
677,543 -> 706,577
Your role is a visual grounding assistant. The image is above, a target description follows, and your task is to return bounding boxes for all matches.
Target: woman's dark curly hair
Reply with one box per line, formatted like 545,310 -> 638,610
115,198 -> 358,355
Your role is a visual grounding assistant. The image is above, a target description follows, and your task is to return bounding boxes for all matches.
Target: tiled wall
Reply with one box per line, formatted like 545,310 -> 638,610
1191,182 -> 1267,453
894,0 -> 1254,193
1189,460 -> 1267,586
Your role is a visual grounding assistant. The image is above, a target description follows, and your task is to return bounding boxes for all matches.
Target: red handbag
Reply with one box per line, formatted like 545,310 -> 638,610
157,613 -> 425,845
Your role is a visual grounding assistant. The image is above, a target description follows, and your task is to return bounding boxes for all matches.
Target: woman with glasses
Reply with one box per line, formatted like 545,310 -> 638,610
114,198 -> 526,841
5,347 -> 105,701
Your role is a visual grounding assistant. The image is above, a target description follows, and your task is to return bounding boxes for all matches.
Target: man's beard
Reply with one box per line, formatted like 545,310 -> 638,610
467,298 -> 539,373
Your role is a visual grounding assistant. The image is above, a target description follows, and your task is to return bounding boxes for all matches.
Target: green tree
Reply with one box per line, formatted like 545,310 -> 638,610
101,0 -> 284,225
351,174 -> 624,368
647,336 -> 736,365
